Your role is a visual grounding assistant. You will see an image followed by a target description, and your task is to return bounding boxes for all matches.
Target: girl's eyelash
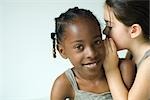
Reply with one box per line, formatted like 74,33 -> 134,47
94,38 -> 102,44
74,44 -> 84,49
104,20 -> 112,27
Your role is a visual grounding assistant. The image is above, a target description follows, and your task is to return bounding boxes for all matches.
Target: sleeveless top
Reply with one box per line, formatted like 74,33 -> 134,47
137,49 -> 150,68
65,69 -> 112,100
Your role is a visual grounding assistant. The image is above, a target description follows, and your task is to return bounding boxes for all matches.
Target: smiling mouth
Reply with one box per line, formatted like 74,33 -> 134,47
82,62 -> 98,68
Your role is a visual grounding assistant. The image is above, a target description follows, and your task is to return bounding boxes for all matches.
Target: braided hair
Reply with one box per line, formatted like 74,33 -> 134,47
51,7 -> 101,58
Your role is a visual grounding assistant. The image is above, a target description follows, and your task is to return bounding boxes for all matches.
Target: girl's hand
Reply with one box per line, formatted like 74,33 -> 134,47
103,38 -> 119,72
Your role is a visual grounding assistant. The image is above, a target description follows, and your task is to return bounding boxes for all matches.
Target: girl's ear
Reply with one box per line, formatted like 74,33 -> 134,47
57,44 -> 67,59
129,24 -> 142,39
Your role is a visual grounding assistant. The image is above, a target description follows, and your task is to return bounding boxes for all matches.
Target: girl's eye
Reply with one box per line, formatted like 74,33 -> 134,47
95,39 -> 102,45
74,44 -> 84,51
105,20 -> 111,27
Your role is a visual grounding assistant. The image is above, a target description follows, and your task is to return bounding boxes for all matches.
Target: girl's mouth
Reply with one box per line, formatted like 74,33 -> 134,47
82,62 -> 98,68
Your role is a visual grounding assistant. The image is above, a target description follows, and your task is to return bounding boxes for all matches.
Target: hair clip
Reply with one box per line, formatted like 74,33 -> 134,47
51,33 -> 56,40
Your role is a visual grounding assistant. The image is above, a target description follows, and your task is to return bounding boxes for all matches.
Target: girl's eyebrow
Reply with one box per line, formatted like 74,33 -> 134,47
71,35 -> 101,44
71,40 -> 83,44
94,35 -> 101,38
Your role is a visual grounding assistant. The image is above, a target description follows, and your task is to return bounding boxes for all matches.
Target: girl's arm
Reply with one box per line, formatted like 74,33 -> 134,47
50,73 -> 73,100
103,38 -> 150,100
119,59 -> 136,90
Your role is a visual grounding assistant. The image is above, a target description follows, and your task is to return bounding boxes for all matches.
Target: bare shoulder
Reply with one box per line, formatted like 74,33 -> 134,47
129,57 -> 150,99
138,56 -> 150,77
50,72 -> 74,100
138,56 -> 150,81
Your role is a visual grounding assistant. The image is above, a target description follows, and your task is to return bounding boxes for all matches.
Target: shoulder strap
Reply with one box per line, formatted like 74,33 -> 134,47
137,49 -> 150,67
65,69 -> 78,91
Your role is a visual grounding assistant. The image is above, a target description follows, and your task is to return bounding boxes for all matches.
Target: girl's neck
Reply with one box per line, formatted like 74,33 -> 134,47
73,66 -> 106,81
129,40 -> 150,66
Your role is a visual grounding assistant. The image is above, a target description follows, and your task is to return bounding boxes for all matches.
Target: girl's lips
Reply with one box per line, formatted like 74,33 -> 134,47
82,62 -> 98,68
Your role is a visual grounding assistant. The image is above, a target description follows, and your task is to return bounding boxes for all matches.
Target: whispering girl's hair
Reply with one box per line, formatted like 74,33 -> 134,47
105,0 -> 149,40
51,7 -> 101,58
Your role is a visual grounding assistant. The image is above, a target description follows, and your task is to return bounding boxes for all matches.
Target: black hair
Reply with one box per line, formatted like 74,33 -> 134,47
51,7 -> 101,58
105,0 -> 149,40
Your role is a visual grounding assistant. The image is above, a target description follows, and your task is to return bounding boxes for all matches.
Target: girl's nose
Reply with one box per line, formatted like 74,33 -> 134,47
85,47 -> 97,59
103,26 -> 112,36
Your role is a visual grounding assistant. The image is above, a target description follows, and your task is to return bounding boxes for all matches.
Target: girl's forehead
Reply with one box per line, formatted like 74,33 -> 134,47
63,18 -> 101,39
67,24 -> 79,34
67,17 -> 99,31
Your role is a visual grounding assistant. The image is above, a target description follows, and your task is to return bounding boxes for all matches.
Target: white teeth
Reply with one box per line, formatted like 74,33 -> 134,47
86,63 -> 96,68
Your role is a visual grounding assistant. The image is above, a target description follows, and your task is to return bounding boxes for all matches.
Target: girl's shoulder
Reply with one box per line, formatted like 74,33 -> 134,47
137,48 -> 150,73
138,56 -> 150,75
54,72 -> 71,88
128,57 -> 150,99
51,72 -> 74,99
55,72 -> 74,94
